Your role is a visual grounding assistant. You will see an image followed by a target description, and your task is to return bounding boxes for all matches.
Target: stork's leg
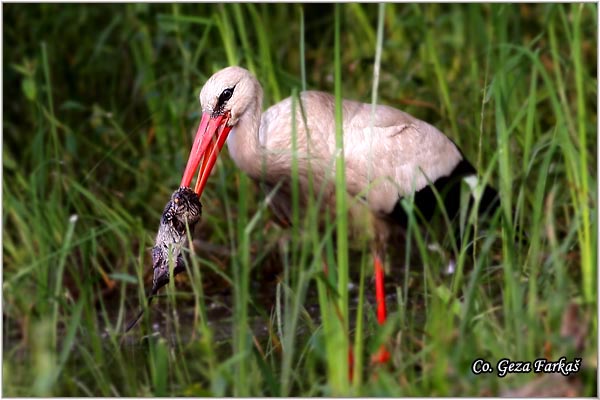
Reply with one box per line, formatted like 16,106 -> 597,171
374,254 -> 387,324
371,253 -> 391,365
371,218 -> 391,365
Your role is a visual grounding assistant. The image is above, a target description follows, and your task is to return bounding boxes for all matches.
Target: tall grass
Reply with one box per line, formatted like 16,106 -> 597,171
3,3 -> 597,396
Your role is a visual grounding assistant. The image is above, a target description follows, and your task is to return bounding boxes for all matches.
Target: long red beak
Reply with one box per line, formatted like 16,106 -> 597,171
180,112 -> 232,197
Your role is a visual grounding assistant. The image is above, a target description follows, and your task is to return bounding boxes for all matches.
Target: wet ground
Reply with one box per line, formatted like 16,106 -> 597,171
118,239 -> 436,350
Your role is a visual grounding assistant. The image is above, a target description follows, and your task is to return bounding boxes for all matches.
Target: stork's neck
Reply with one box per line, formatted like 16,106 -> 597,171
226,91 -> 263,178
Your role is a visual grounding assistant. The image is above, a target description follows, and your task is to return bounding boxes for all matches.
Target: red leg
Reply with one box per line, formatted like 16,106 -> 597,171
374,254 -> 387,325
372,254 -> 390,365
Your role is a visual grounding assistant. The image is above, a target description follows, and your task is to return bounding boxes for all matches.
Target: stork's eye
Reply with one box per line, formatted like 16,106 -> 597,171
219,87 -> 234,103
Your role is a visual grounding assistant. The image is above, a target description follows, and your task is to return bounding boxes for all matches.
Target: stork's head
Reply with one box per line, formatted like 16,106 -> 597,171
199,66 -> 261,126
180,66 -> 260,196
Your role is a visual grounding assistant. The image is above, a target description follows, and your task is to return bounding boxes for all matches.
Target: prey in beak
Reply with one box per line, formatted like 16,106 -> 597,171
125,84 -> 237,333
125,187 -> 202,333
151,187 -> 202,292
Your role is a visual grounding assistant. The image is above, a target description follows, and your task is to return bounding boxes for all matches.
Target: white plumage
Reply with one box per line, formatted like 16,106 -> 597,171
199,67 -> 474,232
184,66 -> 499,356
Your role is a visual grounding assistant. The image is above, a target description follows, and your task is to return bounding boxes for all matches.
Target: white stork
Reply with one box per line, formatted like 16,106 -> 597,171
179,66 -> 499,363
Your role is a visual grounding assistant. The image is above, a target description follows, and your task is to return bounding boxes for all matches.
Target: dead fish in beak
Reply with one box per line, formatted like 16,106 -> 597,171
125,187 -> 202,333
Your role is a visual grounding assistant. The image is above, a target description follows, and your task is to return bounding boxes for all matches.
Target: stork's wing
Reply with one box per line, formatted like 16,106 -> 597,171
340,99 -> 465,214
260,91 -> 468,215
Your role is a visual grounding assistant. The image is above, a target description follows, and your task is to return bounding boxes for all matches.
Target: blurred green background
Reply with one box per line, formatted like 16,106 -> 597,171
3,3 -> 597,396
